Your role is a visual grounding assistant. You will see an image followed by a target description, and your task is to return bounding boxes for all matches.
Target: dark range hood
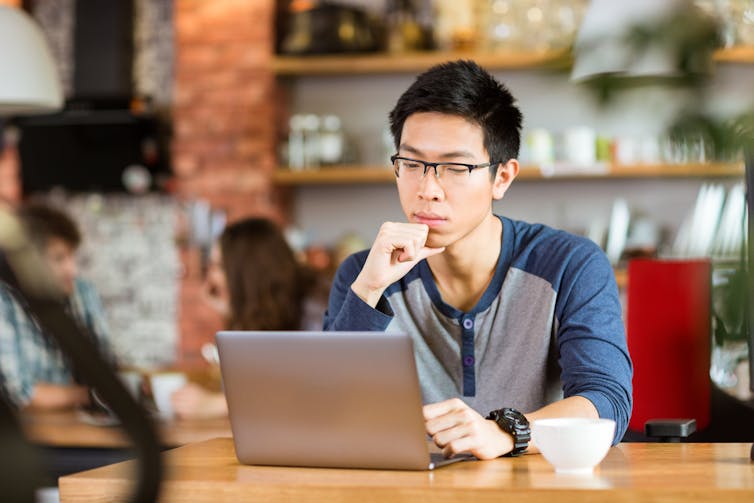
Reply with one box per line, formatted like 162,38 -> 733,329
17,0 -> 170,194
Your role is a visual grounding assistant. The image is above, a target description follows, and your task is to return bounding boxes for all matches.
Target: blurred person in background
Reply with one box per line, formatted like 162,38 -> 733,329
0,201 -> 114,410
0,126 -> 21,288
171,217 -> 327,419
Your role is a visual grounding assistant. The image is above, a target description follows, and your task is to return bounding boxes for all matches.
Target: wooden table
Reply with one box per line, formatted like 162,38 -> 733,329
59,439 -> 754,502
21,410 -> 231,449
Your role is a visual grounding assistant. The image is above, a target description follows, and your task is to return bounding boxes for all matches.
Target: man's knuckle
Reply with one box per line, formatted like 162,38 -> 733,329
462,408 -> 476,420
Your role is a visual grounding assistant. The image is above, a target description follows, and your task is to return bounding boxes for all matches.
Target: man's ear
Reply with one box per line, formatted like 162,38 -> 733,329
492,159 -> 519,200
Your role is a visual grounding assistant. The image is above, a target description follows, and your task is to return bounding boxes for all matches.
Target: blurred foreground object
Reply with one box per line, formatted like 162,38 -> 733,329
0,5 -> 160,502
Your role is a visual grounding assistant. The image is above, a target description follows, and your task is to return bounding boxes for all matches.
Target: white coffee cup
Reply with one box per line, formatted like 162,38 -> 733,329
532,418 -> 616,474
150,372 -> 187,419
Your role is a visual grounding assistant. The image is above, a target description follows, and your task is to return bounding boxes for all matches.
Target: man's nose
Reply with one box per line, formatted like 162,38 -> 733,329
418,166 -> 444,200
66,258 -> 78,277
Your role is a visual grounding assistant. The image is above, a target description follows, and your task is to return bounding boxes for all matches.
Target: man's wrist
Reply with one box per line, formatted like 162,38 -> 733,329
486,408 -> 531,457
350,280 -> 384,308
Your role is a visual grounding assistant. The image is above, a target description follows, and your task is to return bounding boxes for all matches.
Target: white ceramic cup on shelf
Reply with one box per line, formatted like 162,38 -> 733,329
149,372 -> 187,419
563,126 -> 597,166
532,418 -> 616,475
527,128 -> 555,165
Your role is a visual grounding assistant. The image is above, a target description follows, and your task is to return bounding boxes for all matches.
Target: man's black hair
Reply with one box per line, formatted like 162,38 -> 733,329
389,60 -> 522,176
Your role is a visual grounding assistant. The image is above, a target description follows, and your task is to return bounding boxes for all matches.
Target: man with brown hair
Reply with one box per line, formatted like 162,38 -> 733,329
0,201 -> 113,410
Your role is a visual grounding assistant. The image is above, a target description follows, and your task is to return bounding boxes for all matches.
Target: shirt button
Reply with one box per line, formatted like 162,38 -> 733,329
462,319 -> 473,330
463,355 -> 475,366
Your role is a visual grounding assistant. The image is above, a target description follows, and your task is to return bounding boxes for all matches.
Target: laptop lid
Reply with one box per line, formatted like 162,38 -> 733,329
216,331 -> 463,470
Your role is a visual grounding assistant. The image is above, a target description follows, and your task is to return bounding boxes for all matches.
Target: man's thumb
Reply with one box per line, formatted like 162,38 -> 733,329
418,246 -> 445,260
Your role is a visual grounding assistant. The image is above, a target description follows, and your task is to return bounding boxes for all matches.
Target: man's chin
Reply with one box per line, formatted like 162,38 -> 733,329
425,231 -> 449,250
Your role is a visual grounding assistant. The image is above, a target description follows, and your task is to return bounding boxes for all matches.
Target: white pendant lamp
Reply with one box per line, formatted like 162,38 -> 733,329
0,5 -> 62,114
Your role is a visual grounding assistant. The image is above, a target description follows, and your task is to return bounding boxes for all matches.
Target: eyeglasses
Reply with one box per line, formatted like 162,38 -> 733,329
391,155 -> 497,185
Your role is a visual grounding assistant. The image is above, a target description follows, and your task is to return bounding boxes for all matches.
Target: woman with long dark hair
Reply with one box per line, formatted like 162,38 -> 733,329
216,218 -> 323,331
171,217 -> 326,419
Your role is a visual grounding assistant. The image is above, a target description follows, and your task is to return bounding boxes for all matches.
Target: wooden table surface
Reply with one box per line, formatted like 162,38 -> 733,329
59,438 -> 754,502
20,410 -> 231,449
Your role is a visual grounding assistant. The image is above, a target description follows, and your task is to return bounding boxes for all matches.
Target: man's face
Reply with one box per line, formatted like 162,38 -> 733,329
396,112 -> 513,248
45,237 -> 78,296
204,243 -> 230,315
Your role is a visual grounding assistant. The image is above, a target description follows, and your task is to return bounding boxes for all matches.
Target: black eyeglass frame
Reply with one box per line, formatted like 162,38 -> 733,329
390,154 -> 499,178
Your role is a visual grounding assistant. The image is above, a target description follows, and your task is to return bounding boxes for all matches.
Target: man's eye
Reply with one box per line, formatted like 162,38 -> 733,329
444,166 -> 468,175
403,162 -> 423,170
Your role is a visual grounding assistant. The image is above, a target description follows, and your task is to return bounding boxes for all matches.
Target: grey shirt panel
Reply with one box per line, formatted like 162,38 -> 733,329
385,267 -> 563,415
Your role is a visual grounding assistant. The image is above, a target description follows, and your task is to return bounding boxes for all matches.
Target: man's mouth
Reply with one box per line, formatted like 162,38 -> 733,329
414,212 -> 447,227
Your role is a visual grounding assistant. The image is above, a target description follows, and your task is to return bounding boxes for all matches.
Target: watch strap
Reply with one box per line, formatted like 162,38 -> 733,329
486,407 -> 531,457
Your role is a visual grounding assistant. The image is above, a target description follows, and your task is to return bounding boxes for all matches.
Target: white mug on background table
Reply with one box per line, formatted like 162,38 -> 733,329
150,372 -> 187,419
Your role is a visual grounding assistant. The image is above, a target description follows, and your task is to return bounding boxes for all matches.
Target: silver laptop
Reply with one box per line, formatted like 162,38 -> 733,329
216,330 -> 471,470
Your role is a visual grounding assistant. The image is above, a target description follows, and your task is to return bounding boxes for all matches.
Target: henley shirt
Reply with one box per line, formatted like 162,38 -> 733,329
324,215 -> 633,443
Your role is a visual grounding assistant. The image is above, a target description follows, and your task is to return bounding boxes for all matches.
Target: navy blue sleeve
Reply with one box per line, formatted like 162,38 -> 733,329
554,242 -> 633,444
323,251 -> 393,332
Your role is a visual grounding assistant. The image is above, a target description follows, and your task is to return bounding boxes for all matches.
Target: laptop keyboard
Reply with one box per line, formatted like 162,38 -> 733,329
429,452 -> 473,469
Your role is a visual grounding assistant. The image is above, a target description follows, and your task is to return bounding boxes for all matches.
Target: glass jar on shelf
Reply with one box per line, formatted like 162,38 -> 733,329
319,115 -> 344,166
485,0 -> 521,51
433,0 -> 480,50
546,0 -> 588,50
287,114 -> 305,171
301,114 -> 321,170
730,0 -> 754,45
484,0 -> 587,52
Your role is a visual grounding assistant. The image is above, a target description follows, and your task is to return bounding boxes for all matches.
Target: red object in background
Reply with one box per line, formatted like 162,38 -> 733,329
627,259 -> 712,432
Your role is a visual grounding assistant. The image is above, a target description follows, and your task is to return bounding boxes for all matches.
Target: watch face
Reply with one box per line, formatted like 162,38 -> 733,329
502,408 -> 528,426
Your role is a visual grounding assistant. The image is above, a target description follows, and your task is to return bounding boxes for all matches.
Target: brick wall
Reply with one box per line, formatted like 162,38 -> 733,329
173,0 -> 283,364
5,0 -> 283,365
1,1 -> 27,204
0,130 -> 20,205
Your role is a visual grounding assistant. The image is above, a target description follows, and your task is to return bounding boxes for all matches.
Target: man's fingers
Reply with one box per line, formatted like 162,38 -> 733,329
430,420 -> 475,446
393,237 -> 435,264
441,435 -> 476,457
425,412 -> 465,436
393,240 -> 418,263
417,246 -> 445,261
423,398 -> 467,420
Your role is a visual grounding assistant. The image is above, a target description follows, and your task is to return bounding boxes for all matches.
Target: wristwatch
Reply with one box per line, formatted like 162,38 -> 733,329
486,407 -> 531,457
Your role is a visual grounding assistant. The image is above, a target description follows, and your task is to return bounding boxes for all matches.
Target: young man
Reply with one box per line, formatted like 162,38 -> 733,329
324,60 -> 632,459
0,202 -> 113,410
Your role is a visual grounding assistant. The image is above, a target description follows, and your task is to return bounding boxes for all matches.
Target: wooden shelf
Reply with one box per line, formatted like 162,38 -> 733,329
614,268 -> 627,290
272,50 -> 570,76
714,45 -> 754,64
273,162 -> 744,186
598,162 -> 744,179
274,166 -> 395,184
272,46 -> 754,76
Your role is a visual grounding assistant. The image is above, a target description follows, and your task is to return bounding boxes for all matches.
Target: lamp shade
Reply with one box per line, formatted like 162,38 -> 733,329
571,0 -> 684,81
0,6 -> 62,114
